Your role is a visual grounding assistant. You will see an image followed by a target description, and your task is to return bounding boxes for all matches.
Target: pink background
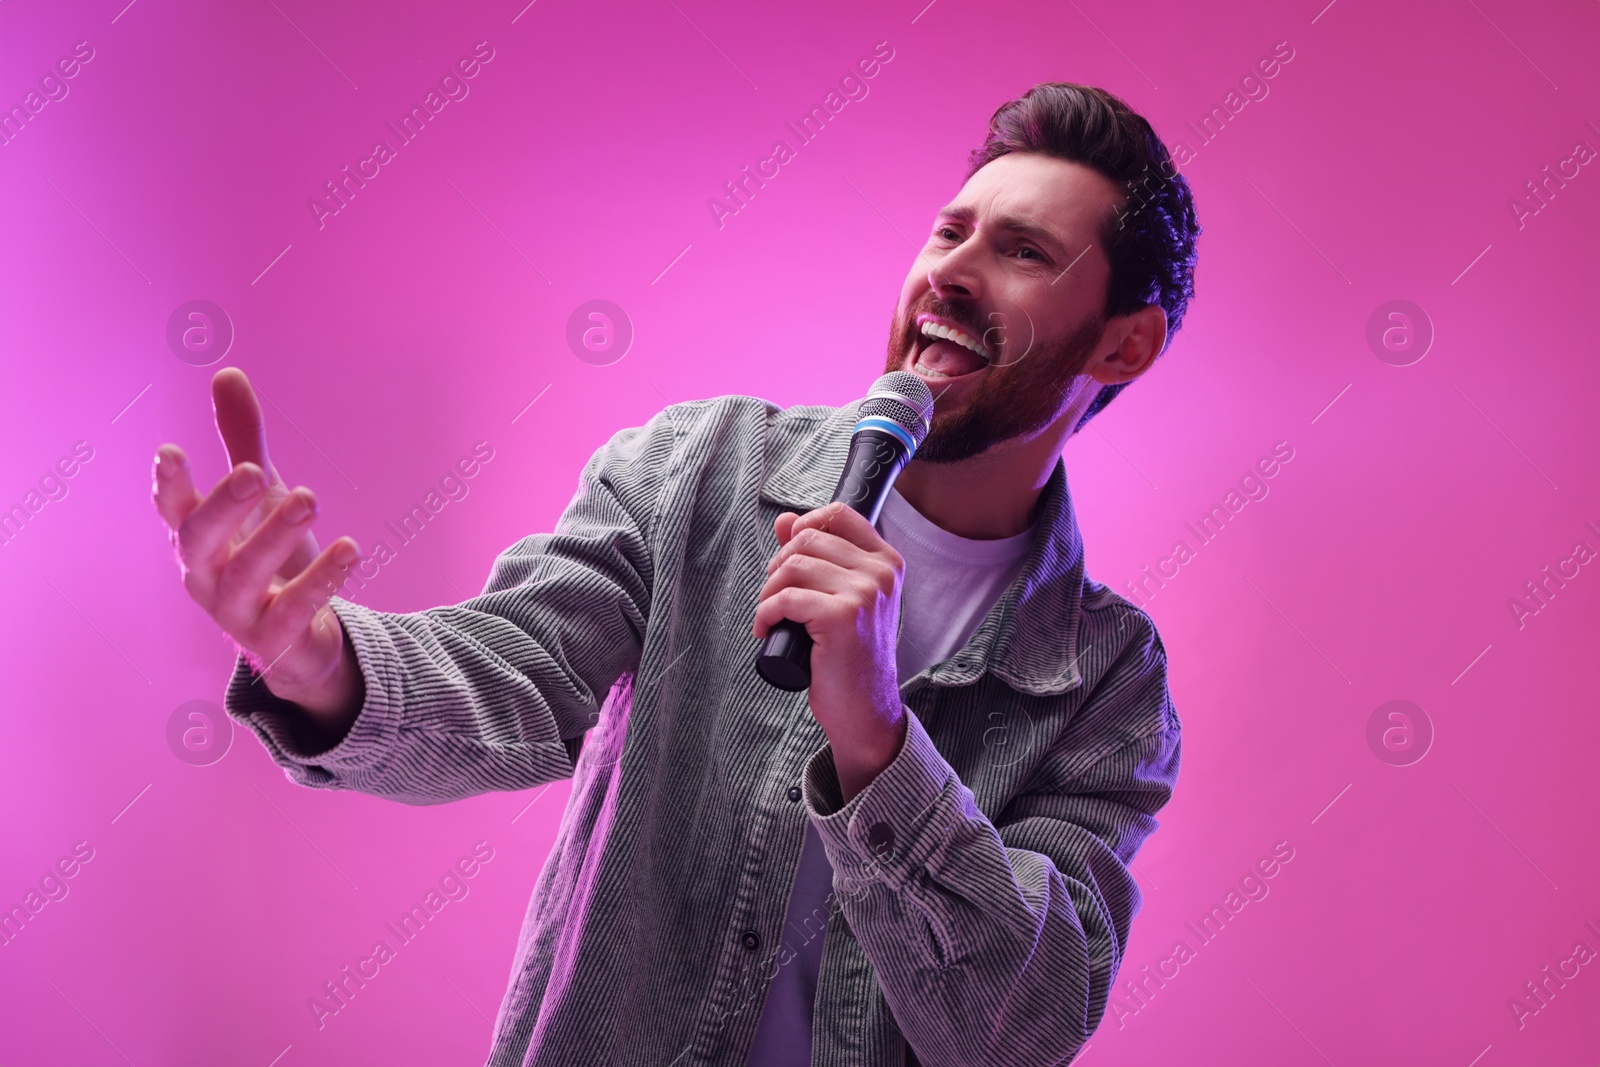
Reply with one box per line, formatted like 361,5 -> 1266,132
3,0 -> 1597,1063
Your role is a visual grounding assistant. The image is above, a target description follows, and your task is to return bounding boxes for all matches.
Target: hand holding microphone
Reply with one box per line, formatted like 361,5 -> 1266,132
754,371 -> 935,691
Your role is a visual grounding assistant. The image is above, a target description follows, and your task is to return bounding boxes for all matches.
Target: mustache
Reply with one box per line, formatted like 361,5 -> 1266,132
913,298 -> 985,339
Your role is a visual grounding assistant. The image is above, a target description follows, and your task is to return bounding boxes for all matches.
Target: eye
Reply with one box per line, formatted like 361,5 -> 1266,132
1015,245 -> 1044,261
933,225 -> 961,242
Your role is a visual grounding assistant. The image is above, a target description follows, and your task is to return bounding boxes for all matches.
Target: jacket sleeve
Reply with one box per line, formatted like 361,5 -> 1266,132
802,619 -> 1181,1066
221,409 -> 678,806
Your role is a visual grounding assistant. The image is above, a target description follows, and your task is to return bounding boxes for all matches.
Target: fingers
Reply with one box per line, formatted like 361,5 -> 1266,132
263,537 -> 362,644
211,367 -> 280,486
211,487 -> 321,633
173,462 -> 271,597
787,501 -> 887,553
765,522 -> 871,579
753,586 -> 839,640
767,502 -> 901,579
152,444 -> 203,533
755,502 -> 903,639
774,511 -> 798,546
757,550 -> 861,607
209,367 -> 319,573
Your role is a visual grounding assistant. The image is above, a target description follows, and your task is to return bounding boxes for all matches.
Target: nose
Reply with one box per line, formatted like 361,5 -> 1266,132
927,265 -> 973,302
926,238 -> 985,303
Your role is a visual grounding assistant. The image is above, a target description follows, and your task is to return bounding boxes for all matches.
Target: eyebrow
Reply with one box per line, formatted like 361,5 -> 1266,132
934,204 -> 1070,257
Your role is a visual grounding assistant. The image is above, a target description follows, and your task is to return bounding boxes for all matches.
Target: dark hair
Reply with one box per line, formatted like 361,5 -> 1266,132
965,82 -> 1200,431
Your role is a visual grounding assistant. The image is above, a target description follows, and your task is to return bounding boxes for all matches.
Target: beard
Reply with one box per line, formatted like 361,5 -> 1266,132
882,298 -> 1105,463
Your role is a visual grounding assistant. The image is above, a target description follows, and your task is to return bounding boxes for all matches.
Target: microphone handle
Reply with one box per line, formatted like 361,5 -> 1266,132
755,428 -> 911,692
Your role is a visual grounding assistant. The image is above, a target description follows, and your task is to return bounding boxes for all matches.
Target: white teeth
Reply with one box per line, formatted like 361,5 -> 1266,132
913,361 -> 951,379
918,320 -> 987,359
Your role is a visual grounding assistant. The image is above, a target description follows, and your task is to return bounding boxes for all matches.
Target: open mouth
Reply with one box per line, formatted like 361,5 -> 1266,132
910,315 -> 991,381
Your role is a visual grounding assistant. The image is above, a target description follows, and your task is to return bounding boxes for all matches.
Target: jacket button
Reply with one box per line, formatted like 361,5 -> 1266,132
867,821 -> 896,856
787,785 -> 803,803
740,929 -> 761,951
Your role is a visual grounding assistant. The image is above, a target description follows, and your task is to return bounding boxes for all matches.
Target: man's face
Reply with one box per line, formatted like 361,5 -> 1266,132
883,152 -> 1124,463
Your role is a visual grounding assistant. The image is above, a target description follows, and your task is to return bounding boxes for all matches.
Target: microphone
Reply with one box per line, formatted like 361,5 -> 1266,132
755,370 -> 935,692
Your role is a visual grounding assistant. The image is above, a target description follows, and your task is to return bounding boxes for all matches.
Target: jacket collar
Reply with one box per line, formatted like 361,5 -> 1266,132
758,403 -> 1087,697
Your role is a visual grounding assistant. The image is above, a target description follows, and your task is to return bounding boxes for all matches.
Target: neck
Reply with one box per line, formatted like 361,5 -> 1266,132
893,423 -> 1067,540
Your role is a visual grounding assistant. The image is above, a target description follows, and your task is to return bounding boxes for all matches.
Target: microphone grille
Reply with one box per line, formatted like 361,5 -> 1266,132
858,371 -> 935,448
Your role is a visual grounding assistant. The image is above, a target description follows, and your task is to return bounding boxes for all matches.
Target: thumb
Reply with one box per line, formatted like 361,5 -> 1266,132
774,512 -> 797,546
211,366 -> 282,487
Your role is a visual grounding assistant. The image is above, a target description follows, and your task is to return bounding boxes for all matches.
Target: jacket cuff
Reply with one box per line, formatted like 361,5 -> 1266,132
222,598 -> 402,786
802,707 -> 956,892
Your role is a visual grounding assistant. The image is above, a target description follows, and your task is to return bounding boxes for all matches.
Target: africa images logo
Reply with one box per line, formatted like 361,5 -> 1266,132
705,41 -> 896,230
307,41 -> 496,230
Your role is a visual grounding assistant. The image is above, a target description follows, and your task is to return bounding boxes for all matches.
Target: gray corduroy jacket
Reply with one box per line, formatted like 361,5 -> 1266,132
225,394 -> 1182,1067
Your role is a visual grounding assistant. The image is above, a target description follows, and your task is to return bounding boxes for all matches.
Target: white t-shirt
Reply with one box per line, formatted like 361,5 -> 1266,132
744,486 -> 1036,1067
877,486 -> 1036,683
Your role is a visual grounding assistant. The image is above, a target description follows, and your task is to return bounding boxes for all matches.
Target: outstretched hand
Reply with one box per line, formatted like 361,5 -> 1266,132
151,367 -> 363,722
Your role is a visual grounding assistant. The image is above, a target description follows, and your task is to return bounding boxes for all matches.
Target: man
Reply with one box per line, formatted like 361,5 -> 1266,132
151,81 -> 1199,1066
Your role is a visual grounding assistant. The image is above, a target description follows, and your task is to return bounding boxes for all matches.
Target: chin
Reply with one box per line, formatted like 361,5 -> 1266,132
912,417 -> 996,464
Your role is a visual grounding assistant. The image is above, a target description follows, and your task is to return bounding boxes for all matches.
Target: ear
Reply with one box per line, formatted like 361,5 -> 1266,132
1084,303 -> 1167,386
